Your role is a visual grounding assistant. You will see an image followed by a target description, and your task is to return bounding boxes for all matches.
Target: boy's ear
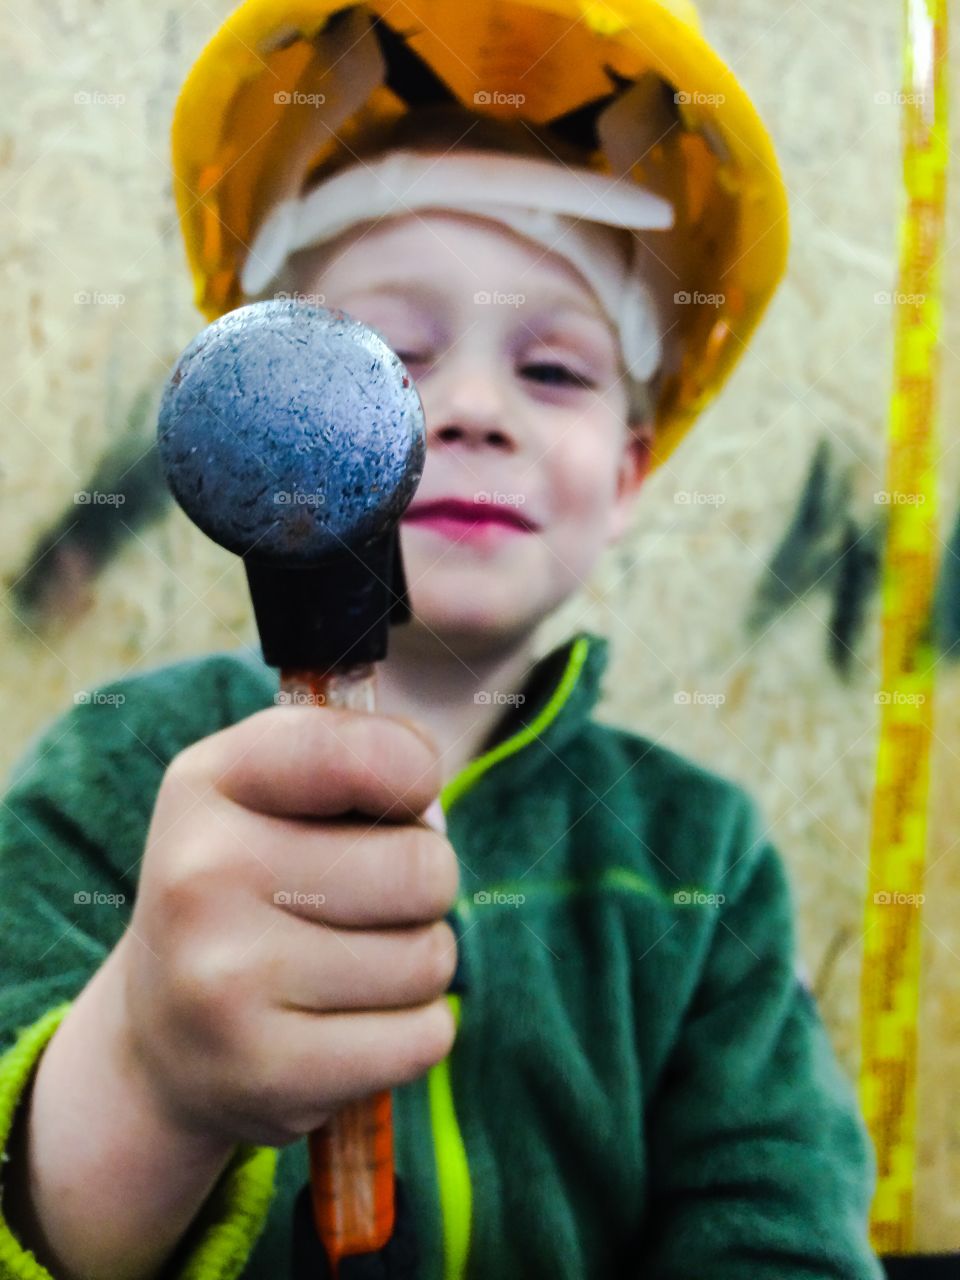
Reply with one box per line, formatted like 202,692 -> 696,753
606,422 -> 655,545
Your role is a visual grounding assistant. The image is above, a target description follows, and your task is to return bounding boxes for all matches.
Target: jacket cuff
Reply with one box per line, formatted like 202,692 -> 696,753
0,1003 -> 278,1280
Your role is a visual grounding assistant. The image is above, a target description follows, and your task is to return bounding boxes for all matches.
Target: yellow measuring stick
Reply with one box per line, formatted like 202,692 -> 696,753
859,0 -> 948,1254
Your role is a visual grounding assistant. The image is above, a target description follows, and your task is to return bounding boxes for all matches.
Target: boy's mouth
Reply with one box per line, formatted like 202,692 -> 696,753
402,497 -> 539,541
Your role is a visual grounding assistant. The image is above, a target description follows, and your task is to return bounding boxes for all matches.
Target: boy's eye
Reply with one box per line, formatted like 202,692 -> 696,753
395,353 -> 430,376
393,354 -> 595,390
521,362 -> 594,389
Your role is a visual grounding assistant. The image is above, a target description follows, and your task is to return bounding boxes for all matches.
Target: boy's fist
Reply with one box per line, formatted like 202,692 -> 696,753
114,705 -> 459,1149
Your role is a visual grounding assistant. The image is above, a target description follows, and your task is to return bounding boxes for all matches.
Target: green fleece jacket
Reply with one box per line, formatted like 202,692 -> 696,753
0,629 -> 882,1280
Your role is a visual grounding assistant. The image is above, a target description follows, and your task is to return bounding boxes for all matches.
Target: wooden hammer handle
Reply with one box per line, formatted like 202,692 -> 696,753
280,664 -> 395,1277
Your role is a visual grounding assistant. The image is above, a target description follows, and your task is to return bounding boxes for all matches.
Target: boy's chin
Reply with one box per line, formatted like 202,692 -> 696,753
400,589 -> 544,652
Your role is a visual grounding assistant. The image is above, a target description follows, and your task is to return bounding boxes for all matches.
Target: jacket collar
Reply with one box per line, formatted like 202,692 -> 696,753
439,629 -> 610,812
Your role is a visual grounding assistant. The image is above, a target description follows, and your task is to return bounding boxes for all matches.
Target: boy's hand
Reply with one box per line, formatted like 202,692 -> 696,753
115,705 -> 459,1150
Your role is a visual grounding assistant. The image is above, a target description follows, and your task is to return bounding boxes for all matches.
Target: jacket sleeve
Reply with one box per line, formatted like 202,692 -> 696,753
0,676 -> 278,1280
641,795 -> 885,1280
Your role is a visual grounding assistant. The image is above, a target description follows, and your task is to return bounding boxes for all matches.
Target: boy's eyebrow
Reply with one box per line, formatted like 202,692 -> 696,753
336,281 -> 440,308
340,280 -> 607,325
339,280 -> 616,348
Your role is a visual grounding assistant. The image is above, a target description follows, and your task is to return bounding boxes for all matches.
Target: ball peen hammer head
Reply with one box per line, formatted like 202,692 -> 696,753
156,299 -> 426,671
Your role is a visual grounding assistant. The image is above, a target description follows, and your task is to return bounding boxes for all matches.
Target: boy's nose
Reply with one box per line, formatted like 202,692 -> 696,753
424,367 -> 518,452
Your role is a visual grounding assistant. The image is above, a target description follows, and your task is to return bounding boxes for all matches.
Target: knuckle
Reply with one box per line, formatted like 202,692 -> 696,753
295,710 -> 376,801
167,740 -> 214,792
403,829 -> 457,914
420,921 -> 458,993
178,941 -> 248,1043
360,716 -> 440,810
410,1000 -> 457,1074
387,1001 -> 457,1086
160,840 -> 228,931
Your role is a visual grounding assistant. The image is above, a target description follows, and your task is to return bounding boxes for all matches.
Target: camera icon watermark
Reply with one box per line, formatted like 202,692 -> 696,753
74,90 -> 125,107
473,889 -> 525,907
874,291 -> 926,306
673,889 -> 725,906
274,890 -> 327,906
674,490 -> 726,506
275,690 -> 326,706
874,90 -> 926,107
274,90 -> 327,107
873,890 -> 925,906
74,291 -> 126,307
474,490 -> 526,507
673,690 -> 726,706
874,690 -> 926,706
74,490 -> 126,506
275,490 -> 325,506
873,491 -> 925,505
74,890 -> 126,906
673,290 -> 725,308
473,90 -> 526,106
674,90 -> 726,107
274,290 -> 326,306
474,690 -> 526,706
474,289 -> 525,309
74,690 -> 126,706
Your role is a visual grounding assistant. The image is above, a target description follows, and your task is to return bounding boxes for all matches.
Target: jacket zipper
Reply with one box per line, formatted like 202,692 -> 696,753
425,636 -> 592,1280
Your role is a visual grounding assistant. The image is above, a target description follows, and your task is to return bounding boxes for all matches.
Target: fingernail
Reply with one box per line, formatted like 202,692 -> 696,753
423,797 -> 447,834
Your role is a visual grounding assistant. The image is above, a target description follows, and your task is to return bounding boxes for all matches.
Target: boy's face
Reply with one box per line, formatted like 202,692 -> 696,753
291,211 -> 651,651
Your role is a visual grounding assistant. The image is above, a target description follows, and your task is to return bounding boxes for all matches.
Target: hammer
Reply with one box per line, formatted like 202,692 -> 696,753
156,298 -> 427,1275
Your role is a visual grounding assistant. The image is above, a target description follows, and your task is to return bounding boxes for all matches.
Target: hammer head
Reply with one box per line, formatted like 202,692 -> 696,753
156,299 -> 427,670
157,298 -> 426,566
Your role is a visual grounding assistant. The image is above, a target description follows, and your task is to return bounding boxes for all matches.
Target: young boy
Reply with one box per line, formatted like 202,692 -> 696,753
0,2 -> 884,1278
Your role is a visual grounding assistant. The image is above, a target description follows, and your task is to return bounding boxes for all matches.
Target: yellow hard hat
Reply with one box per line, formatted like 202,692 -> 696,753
171,0 -> 789,470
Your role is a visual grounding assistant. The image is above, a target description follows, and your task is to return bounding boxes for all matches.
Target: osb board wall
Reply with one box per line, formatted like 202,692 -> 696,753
1,0 -> 957,1250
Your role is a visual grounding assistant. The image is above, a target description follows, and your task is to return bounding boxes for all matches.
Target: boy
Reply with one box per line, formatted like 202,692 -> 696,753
0,2 -> 884,1278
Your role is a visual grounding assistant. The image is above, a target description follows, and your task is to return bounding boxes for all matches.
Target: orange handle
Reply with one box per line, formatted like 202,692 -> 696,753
280,664 -> 393,1277
308,1090 -> 395,1270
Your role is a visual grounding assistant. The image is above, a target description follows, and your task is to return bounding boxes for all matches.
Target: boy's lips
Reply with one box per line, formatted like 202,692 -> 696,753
402,498 -> 539,539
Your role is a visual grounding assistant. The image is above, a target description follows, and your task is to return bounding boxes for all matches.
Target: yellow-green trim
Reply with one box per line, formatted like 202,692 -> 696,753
426,996 -> 470,1280
438,635 -> 592,813
429,635 -> 593,1280
0,1001 -> 278,1280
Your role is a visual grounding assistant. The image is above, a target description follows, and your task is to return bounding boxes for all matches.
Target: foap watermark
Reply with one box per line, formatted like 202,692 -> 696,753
874,691 -> 926,706
473,90 -> 526,106
473,889 -> 526,907
275,490 -> 325,506
474,490 -> 526,508
274,90 -> 327,107
275,690 -> 326,706
474,690 -> 526,706
874,491 -> 926,505
74,890 -> 126,906
874,291 -> 926,306
673,889 -> 725,907
674,490 -> 726,506
674,290 -> 725,308
674,690 -> 726,707
274,890 -> 327,906
74,290 -> 125,307
873,890 -> 925,906
474,290 -> 525,309
74,90 -> 125,107
74,690 -> 125,706
74,490 -> 125,506
275,290 -> 326,306
674,90 -> 726,107
874,90 -> 927,107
